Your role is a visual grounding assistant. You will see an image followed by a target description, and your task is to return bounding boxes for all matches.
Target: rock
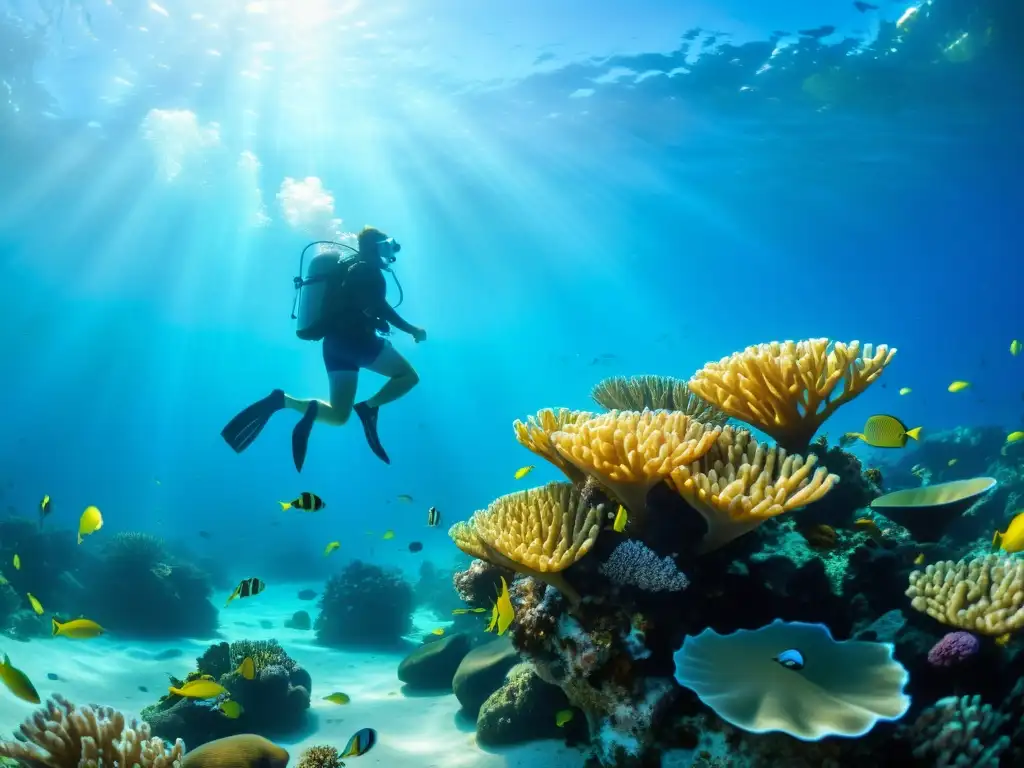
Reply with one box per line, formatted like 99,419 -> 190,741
397,632 -> 472,690
182,734 -> 289,768
476,663 -> 569,746
259,620 -> 274,629
453,636 -> 519,717
284,610 -> 311,630
297,589 -> 317,600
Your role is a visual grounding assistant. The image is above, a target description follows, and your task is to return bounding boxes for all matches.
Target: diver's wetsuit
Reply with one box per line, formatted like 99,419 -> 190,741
321,258 -> 417,372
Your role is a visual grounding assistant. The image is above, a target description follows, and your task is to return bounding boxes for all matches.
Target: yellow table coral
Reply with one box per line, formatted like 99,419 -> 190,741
688,339 -> 896,453
666,427 -> 839,553
550,409 -> 722,517
449,482 -> 602,604
513,407 -> 593,483
906,555 -> 1024,636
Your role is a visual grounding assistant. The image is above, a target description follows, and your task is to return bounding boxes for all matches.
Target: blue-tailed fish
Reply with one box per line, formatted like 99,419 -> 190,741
947,380 -> 970,393
219,700 -> 243,718
279,493 -> 325,512
845,415 -> 921,449
26,593 -> 43,615
514,465 -> 535,480
12,554 -> 19,570
169,678 -> 228,699
324,692 -> 351,705
992,511 -> 1024,554
236,656 -> 256,680
323,541 -> 340,556
78,505 -> 103,544
52,617 -> 103,639
225,577 -> 264,607
899,387 -> 912,395
555,709 -> 574,727
1012,340 -> 1021,356
612,505 -> 628,533
0,653 -> 40,704
341,727 -> 377,757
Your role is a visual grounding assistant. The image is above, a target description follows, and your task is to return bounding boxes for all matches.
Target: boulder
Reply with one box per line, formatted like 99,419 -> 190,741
397,632 -> 472,690
284,611 -> 311,630
477,663 -> 570,746
452,636 -> 518,717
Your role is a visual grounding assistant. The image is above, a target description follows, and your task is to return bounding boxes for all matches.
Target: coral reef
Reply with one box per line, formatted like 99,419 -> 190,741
453,559 -> 512,608
315,561 -> 413,647
906,555 -> 1024,635
903,694 -> 1011,766
0,694 -> 185,768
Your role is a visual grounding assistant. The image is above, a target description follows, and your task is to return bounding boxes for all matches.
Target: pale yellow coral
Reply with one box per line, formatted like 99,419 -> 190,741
666,427 -> 838,553
590,375 -> 729,426
452,482 -> 602,604
0,693 -> 185,768
906,555 -> 1024,636
550,409 -> 722,517
688,339 -> 896,453
513,407 -> 593,483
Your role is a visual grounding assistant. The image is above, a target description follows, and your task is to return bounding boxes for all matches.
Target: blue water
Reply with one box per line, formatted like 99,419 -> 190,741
0,0 -> 1021,762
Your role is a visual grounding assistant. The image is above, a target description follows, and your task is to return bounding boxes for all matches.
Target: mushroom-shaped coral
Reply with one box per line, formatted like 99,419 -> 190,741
870,477 -> 997,542
672,619 -> 911,741
449,482 -> 602,604
688,339 -> 896,453
665,427 -> 838,553
550,409 -> 722,517
512,408 -> 593,484
906,555 -> 1024,636
590,375 -> 728,426
0,693 -> 185,768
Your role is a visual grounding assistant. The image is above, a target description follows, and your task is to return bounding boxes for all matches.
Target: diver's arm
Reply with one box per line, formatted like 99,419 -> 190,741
379,305 -> 418,335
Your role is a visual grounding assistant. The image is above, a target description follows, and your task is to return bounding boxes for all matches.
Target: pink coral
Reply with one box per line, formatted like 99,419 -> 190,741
927,631 -> 980,667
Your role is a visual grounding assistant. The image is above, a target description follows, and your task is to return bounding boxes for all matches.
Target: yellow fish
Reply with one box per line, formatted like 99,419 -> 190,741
1006,431 -> 1024,445
486,603 -> 498,632
323,692 -> 351,705
514,465 -> 535,480
12,554 -> 19,570
431,628 -> 445,636
612,505 -> 628,533
236,656 -> 255,680
78,505 -> 103,544
452,607 -> 487,615
52,617 -> 104,639
898,387 -> 912,395
382,530 -> 395,540
992,510 -> 1024,554
845,415 -> 921,449
169,678 -> 228,699
947,459 -> 958,467
555,709 -> 574,727
487,576 -> 515,636
26,593 -> 43,615
1012,340 -> 1021,356
913,553 -> 926,566
995,633 -> 1012,647
854,518 -> 882,539
219,700 -> 243,718
947,380 -> 970,393
0,653 -> 40,704
323,541 -> 340,556
896,6 -> 918,29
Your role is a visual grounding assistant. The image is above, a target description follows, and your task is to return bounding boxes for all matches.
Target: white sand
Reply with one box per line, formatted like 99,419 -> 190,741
0,583 -> 584,767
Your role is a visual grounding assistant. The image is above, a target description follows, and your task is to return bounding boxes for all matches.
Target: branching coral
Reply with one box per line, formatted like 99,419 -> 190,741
599,540 -> 690,592
512,408 -> 593,483
296,745 -> 342,768
666,427 -> 839,553
550,409 -> 722,517
0,693 -> 185,768
904,694 -> 1010,767
450,483 -> 602,604
591,375 -> 728,426
688,339 -> 896,453
906,555 -> 1024,635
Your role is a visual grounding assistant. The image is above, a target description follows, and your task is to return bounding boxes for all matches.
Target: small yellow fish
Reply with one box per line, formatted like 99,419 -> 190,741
846,415 -> 922,449
323,692 -> 351,705
854,518 -> 882,539
1006,431 -> 1024,445
995,633 -> 1012,647
0,653 -> 40,704
1012,340 -> 1021,356
612,505 -> 628,533
452,607 -> 487,615
382,530 -> 395,540
26,593 -> 43,615
486,603 -> 498,632
514,465 -> 535,480
169,678 -> 228,699
947,380 -> 970,393
947,459 -> 958,467
898,387 -> 912,395
52,617 -> 104,639
431,628 -> 445,636
913,553 -> 926,566
78,505 -> 103,544
323,541 -> 340,556
219,700 -> 243,719
0,575 -> 6,585
487,577 -> 515,636
992,510 -> 1024,554
236,656 -> 255,680
12,554 -> 19,570
555,709 -> 574,727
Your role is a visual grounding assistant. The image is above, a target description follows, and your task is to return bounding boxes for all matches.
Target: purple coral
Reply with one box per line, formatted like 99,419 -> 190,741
927,631 -> 980,668
600,540 -> 689,592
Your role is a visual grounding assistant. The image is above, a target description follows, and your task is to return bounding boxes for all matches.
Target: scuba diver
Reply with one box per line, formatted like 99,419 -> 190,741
220,226 -> 425,470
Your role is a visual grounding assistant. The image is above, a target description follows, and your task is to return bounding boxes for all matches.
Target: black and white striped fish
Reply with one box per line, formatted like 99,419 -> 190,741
225,577 -> 265,607
427,506 -> 441,527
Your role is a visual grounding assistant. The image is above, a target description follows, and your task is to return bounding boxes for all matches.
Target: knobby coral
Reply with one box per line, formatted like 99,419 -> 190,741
0,694 -> 185,768
904,694 -> 1010,767
590,375 -> 728,426
295,745 -> 342,768
906,555 -> 1024,636
688,339 -> 895,453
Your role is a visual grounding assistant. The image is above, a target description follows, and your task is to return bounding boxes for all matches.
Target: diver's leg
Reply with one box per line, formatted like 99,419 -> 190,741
362,343 -> 420,406
284,394 -> 349,425
282,336 -> 359,426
